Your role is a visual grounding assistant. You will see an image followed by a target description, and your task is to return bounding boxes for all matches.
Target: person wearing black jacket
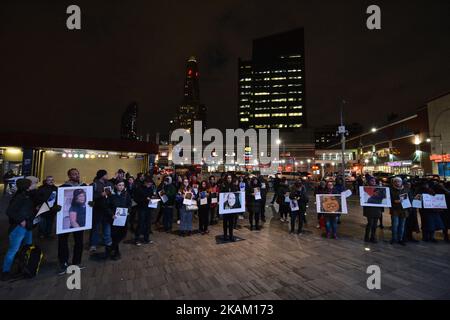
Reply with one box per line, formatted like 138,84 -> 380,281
133,177 -> 157,245
108,180 -> 132,260
289,181 -> 308,234
258,175 -> 268,222
362,177 -> 383,243
36,176 -> 58,239
246,177 -> 262,231
89,170 -> 114,253
57,168 -> 89,275
1,178 -> 35,280
277,177 -> 290,222
220,175 -> 239,241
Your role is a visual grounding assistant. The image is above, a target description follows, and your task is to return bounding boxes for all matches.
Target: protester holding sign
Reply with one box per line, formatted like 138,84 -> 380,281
160,176 -> 177,233
198,180 -> 210,234
246,177 -> 262,231
107,180 -> 132,260
362,177 -> 384,243
133,177 -> 157,245
403,181 -> 420,243
208,176 -> 219,225
289,180 -> 308,234
389,177 -> 409,245
418,182 -> 445,243
258,175 -> 268,222
89,170 -> 114,253
177,178 -> 196,237
220,175 -> 239,241
36,176 -> 58,239
276,177 -> 290,223
57,168 -> 89,275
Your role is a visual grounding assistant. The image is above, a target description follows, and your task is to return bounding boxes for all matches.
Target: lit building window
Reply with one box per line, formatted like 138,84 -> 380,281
289,112 -> 303,116
272,113 -> 287,117
240,118 -> 249,122
255,114 -> 270,117
271,77 -> 286,81
272,98 -> 287,102
254,92 -> 270,96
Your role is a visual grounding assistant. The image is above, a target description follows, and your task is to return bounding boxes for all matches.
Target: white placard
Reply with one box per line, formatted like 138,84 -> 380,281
342,189 -> 352,198
290,200 -> 299,212
211,197 -> 218,204
422,194 -> 447,209
219,191 -> 246,214
36,202 -> 51,218
47,191 -> 57,208
200,198 -> 208,205
158,190 -> 168,203
400,194 -> 412,209
56,186 -> 93,234
284,195 -> 291,203
254,188 -> 261,200
261,183 -> 266,189
148,199 -> 160,209
113,207 -> 128,226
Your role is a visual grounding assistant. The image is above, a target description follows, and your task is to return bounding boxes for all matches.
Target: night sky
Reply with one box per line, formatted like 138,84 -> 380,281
1,0 -> 449,140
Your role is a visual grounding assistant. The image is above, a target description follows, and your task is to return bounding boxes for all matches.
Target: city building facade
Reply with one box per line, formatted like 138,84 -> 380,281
238,28 -> 306,130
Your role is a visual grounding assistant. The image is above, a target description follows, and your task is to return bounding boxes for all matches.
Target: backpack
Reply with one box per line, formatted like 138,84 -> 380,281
18,245 -> 44,278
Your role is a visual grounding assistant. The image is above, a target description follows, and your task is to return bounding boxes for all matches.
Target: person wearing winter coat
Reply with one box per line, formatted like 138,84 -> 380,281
1,178 -> 36,281
57,168 -> 89,275
418,182 -> 445,243
220,175 -> 239,241
258,175 -> 268,222
133,177 -> 157,245
276,177 -> 291,222
362,177 -> 383,243
289,180 -> 308,234
208,175 -> 220,225
177,178 -> 196,236
246,177 -> 263,231
160,176 -> 177,232
36,176 -> 58,239
198,180 -> 210,234
389,177 -> 409,245
108,180 -> 132,260
89,170 -> 114,253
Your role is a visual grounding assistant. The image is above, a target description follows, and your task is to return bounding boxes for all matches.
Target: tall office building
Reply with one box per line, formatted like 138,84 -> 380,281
238,28 -> 306,130
121,102 -> 139,140
170,56 -> 207,133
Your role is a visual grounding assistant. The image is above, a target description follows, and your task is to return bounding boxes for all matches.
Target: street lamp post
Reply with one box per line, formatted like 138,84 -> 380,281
337,100 -> 348,177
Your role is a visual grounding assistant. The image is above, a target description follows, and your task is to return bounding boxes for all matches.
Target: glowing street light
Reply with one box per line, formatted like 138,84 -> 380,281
371,128 -> 377,133
276,139 -> 282,145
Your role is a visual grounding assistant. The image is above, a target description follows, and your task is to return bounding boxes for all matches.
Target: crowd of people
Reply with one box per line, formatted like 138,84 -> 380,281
1,167 -> 449,281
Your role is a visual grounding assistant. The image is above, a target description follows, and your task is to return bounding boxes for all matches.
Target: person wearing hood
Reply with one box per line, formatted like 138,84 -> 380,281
160,176 -> 177,232
220,175 -> 239,241
1,178 -> 36,281
418,182 -> 445,243
89,170 -> 114,254
57,168 -> 89,274
362,177 -> 383,243
389,177 -> 409,245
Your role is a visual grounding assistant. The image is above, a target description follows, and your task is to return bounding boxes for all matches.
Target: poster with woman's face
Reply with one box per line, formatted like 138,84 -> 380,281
316,194 -> 348,214
56,186 -> 93,234
219,191 -> 246,214
359,186 -> 392,207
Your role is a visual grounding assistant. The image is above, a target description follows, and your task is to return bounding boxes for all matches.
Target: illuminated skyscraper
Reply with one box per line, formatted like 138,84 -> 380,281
170,56 -> 207,133
121,102 -> 139,140
238,28 -> 307,131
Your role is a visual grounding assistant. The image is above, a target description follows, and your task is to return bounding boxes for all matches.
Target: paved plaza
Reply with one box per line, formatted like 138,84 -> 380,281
1,193 -> 450,300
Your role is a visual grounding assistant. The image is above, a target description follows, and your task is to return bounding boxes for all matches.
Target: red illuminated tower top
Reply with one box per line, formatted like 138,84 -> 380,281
184,56 -> 200,103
